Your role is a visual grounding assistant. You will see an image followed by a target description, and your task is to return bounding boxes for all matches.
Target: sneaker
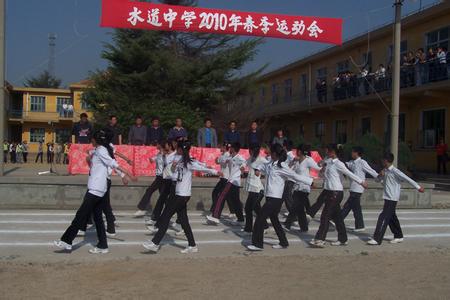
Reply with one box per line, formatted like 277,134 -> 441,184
206,215 -> 220,225
180,246 -> 198,254
175,230 -> 186,237
106,232 -> 116,238
53,240 -> 72,251
367,238 -> 379,246
170,222 -> 181,232
86,224 -> 94,229
247,245 -> 264,251
240,229 -> 252,236
227,213 -> 236,219
146,225 -> 158,234
143,241 -> 160,253
329,221 -> 336,227
389,238 -> 404,244
77,230 -> 86,237
134,210 -> 147,217
353,228 -> 366,233
145,219 -> 156,226
272,244 -> 288,249
309,239 -> 325,248
88,247 -> 109,254
330,240 -> 348,246
306,215 -> 312,223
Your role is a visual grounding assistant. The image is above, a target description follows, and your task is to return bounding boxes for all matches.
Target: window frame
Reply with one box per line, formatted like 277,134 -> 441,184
29,95 -> 46,112
30,128 -> 45,143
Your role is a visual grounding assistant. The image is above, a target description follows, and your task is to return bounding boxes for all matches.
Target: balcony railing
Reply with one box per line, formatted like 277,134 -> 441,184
257,61 -> 450,116
8,110 -> 78,122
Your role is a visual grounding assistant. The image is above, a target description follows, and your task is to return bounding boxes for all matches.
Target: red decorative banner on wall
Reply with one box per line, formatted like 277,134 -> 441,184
100,0 -> 343,45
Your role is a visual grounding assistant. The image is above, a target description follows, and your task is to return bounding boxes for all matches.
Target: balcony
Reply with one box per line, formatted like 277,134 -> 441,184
256,61 -> 450,117
8,110 -> 66,123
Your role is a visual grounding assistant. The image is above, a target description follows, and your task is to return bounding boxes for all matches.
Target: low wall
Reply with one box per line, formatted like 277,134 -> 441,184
0,177 -> 434,210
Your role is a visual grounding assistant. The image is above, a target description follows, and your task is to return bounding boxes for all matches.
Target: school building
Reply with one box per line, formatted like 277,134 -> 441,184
230,1 -> 450,172
5,81 -> 91,153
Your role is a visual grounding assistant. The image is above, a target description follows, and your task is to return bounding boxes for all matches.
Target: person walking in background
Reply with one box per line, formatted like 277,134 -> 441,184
197,118 -> 217,148
107,115 -> 122,145
3,141 -> 8,163
272,129 -> 287,146
55,143 -> 63,164
224,121 -> 240,144
46,142 -> 54,164
436,137 -> 448,175
9,142 -> 16,164
168,118 -> 188,142
367,152 -> 424,246
15,142 -> 23,164
63,142 -> 70,164
72,113 -> 93,144
246,121 -> 262,148
22,141 -> 28,163
35,141 -> 44,163
146,117 -> 164,146
128,115 -> 148,146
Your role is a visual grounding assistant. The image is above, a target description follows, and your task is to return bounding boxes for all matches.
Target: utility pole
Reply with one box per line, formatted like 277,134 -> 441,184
390,0 -> 403,166
48,33 -> 56,77
0,0 -> 5,176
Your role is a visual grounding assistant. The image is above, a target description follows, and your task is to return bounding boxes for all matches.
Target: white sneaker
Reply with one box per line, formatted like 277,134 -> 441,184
145,219 -> 156,226
170,222 -> 181,232
292,221 -> 299,227
247,245 -> 264,251
88,247 -> 109,254
143,241 -> 160,252
77,230 -> 86,237
146,225 -> 158,234
134,210 -> 147,217
206,215 -> 220,225
227,213 -> 236,219
353,228 -> 366,233
306,215 -> 312,223
272,244 -> 288,249
175,230 -> 186,237
106,232 -> 116,238
53,240 -> 72,251
367,238 -> 379,246
180,246 -> 198,254
330,240 -> 348,246
389,238 -> 404,244
309,239 -> 325,248
86,224 -> 94,229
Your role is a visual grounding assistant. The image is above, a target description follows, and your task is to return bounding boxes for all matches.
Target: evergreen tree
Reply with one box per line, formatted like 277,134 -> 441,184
84,0 -> 264,141
24,70 -> 62,89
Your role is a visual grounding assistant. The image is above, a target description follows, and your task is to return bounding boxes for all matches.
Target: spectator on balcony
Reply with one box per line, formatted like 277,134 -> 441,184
436,137 -> 448,175
9,142 -> 16,164
375,64 -> 386,91
106,115 -> 122,145
197,118 -> 218,148
72,113 -> 93,144
415,48 -> 427,86
3,141 -> 8,163
246,121 -> 263,148
128,115 -> 148,146
35,141 -> 44,163
67,103 -> 74,118
426,47 -> 437,82
62,103 -> 68,118
224,121 -> 240,144
437,47 -> 448,80
167,118 -> 188,142
359,68 -> 370,95
272,129 -> 288,146
315,79 -> 327,103
146,117 -> 164,146
22,141 -> 28,163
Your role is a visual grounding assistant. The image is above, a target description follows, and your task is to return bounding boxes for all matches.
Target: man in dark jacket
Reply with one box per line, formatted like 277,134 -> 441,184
71,113 -> 93,144
146,117 -> 164,146
246,121 -> 263,148
128,116 -> 147,145
224,121 -> 240,144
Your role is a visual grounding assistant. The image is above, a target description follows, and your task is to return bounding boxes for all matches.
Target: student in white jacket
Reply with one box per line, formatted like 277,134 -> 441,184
54,130 -> 134,254
247,143 -> 314,251
143,141 -> 221,254
243,145 -> 269,234
367,152 -> 424,245
310,144 -> 368,248
341,146 -> 379,232
284,144 -> 321,232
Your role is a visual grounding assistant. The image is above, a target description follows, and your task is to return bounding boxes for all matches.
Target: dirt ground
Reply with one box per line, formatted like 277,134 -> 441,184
1,250 -> 449,300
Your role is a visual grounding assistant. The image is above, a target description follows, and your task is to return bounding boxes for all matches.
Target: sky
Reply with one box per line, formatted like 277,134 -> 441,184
5,0 -> 440,86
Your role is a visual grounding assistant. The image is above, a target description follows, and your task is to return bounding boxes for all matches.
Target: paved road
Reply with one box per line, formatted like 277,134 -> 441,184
1,209 -> 450,263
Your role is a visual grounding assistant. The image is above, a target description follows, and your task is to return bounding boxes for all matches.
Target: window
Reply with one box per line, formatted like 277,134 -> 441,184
427,27 -> 449,50
315,121 -> 325,140
284,79 -> 292,102
260,86 -> 265,106
387,41 -> 407,65
317,67 -> 327,80
421,109 -> 446,148
385,113 -> 406,145
30,96 -> 46,112
30,128 -> 45,143
55,128 -> 71,144
81,100 -> 91,110
56,97 -> 73,117
300,74 -> 308,99
337,60 -> 350,73
335,120 -> 348,144
361,117 -> 371,135
271,83 -> 279,104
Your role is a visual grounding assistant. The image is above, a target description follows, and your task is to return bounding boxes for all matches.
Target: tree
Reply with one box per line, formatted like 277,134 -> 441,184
84,0 -> 264,141
24,70 -> 62,89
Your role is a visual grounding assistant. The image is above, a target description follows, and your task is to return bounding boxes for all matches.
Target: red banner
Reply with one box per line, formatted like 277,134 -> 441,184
68,145 -> 322,178
100,0 -> 343,45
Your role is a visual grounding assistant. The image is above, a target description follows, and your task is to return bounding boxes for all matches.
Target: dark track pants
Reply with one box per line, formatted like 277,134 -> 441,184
285,191 -> 310,232
244,191 -> 266,232
341,192 -> 365,230
211,182 -> 244,222
314,190 -> 347,243
137,175 -> 164,211
373,199 -> 403,245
